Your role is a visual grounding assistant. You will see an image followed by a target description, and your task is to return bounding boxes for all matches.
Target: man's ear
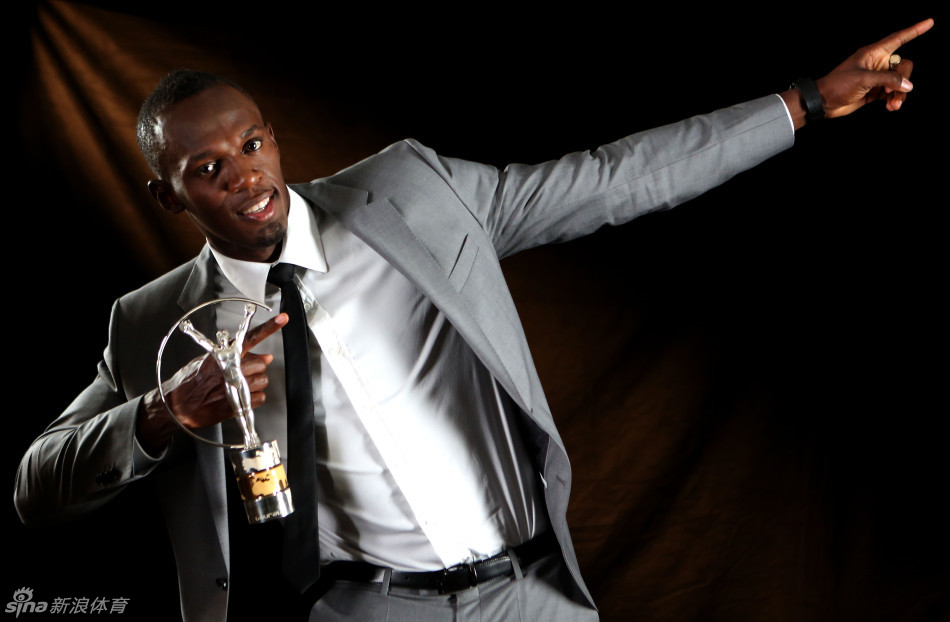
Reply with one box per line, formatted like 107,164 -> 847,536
148,179 -> 185,214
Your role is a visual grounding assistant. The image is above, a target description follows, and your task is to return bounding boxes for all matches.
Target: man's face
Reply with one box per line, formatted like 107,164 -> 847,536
149,85 -> 289,263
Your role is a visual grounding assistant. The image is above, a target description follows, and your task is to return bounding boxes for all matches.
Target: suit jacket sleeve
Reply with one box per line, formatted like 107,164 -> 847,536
14,297 -> 166,526
401,95 -> 794,258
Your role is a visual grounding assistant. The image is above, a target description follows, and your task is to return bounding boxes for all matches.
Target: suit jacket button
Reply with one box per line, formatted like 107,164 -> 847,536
216,578 -> 228,590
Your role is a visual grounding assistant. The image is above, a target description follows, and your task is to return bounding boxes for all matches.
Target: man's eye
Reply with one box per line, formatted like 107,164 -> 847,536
197,162 -> 216,176
245,139 -> 263,153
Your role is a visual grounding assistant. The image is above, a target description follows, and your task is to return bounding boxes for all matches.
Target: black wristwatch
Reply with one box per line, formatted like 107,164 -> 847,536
791,78 -> 825,123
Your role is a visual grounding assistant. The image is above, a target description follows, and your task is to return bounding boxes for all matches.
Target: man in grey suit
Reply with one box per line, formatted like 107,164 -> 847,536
15,19 -> 933,622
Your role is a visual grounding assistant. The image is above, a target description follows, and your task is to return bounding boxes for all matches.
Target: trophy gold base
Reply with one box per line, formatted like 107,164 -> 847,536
228,440 -> 295,524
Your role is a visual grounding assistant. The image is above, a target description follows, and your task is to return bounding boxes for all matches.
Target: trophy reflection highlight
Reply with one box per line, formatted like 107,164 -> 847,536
159,299 -> 294,524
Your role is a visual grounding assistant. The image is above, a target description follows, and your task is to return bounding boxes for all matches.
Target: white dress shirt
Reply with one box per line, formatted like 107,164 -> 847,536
210,188 -> 547,571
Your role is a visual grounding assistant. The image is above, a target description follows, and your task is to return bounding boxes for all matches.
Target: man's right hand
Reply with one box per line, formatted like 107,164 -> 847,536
136,312 -> 288,454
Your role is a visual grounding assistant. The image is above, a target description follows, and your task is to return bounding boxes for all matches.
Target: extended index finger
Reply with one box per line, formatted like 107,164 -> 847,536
874,18 -> 934,55
243,312 -> 288,354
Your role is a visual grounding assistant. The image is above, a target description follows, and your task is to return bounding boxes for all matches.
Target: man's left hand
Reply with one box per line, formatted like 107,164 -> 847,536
782,18 -> 934,128
817,18 -> 934,118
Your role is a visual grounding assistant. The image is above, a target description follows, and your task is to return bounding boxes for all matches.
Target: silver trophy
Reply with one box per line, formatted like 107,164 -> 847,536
156,298 -> 294,524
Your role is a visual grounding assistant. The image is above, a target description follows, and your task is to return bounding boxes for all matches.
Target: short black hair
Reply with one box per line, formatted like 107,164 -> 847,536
136,69 -> 252,176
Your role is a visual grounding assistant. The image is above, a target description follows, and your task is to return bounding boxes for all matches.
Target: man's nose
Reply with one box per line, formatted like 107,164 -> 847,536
222,159 -> 260,192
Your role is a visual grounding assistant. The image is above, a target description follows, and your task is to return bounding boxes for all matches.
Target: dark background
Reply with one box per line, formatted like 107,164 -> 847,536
8,2 -> 945,620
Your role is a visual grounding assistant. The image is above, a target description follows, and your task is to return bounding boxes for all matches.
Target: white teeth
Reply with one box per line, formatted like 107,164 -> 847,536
244,195 -> 270,214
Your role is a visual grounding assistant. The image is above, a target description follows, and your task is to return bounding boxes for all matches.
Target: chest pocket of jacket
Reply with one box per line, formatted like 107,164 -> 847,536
447,234 -> 479,292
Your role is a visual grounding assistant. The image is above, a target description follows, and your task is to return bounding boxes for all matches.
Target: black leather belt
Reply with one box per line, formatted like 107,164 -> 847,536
323,531 -> 557,594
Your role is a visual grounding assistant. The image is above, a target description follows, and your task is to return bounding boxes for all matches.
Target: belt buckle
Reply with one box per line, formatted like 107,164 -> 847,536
438,562 -> 476,594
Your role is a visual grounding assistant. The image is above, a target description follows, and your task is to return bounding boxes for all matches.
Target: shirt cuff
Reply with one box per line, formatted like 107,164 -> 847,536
774,93 -> 795,134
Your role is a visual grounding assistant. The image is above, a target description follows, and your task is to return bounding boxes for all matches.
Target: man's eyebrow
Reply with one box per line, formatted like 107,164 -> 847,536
241,124 -> 264,139
185,150 -> 212,167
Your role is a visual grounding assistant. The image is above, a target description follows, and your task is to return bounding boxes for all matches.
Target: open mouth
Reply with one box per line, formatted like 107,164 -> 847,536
242,194 -> 272,216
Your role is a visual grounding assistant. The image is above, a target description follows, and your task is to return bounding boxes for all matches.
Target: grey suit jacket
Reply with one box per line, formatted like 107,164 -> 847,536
15,95 -> 794,621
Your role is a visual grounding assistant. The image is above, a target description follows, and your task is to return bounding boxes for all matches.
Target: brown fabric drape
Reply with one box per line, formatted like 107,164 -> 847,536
10,2 -> 945,621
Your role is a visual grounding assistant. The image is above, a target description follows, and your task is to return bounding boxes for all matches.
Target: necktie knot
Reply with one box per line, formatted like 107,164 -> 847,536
267,262 -> 296,287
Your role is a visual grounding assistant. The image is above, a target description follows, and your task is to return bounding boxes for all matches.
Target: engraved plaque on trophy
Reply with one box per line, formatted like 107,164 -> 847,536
156,298 -> 294,524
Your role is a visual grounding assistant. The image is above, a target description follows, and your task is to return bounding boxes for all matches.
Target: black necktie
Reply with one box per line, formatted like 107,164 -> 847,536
267,263 -> 321,592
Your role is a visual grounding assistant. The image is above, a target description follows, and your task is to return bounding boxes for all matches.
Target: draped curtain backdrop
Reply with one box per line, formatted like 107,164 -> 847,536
9,2 -> 945,621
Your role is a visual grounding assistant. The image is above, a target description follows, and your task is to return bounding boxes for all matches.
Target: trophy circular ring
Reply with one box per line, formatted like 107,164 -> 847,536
155,296 -> 271,449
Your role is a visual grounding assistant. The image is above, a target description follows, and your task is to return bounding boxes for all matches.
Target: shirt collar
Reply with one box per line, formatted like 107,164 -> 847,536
209,186 -> 328,302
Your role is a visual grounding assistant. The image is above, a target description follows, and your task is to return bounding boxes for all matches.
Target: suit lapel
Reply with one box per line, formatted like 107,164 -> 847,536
178,245 -> 218,312
292,180 -> 539,421
174,246 -> 232,569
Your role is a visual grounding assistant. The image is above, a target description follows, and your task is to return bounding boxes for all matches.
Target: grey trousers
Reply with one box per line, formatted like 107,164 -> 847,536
308,553 -> 599,622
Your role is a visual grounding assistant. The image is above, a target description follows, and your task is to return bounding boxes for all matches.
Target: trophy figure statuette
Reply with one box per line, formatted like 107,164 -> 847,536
157,298 -> 294,524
